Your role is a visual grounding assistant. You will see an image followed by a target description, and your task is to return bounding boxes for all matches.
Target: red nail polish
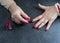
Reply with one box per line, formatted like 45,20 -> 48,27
45,28 -> 48,31
29,20 -> 33,23
57,5 -> 60,13
6,20 -> 12,30
33,26 -> 38,29
24,18 -> 30,22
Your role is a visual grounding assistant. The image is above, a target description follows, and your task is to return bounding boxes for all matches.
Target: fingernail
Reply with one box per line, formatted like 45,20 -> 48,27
29,20 -> 34,23
33,26 -> 38,29
31,20 -> 34,22
24,18 -> 30,22
38,25 -> 41,29
24,18 -> 34,23
45,28 -> 48,31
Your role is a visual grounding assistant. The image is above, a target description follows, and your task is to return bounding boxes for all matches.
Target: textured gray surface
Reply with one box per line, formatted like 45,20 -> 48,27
0,0 -> 60,43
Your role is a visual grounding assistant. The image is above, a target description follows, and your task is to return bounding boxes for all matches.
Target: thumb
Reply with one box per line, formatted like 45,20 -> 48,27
38,3 -> 49,10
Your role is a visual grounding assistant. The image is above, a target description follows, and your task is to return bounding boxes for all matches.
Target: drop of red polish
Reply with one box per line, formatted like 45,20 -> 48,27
6,20 -> 12,29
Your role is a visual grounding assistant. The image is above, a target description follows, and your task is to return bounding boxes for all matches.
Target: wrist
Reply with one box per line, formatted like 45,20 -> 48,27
8,2 -> 19,14
0,0 -> 15,9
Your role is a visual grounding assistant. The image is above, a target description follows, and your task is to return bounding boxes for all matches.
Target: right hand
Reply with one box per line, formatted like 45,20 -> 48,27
32,4 -> 58,31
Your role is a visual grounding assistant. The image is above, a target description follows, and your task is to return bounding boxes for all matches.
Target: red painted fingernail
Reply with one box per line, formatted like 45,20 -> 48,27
24,18 -> 30,22
45,28 -> 48,31
33,26 -> 38,29
58,5 -> 60,13
6,20 -> 12,30
29,20 -> 33,23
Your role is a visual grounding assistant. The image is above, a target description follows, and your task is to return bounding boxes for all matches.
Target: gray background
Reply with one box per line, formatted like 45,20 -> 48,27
0,0 -> 60,43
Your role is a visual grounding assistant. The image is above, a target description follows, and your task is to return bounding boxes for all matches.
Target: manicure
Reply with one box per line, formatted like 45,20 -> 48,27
24,18 -> 30,22
33,26 -> 38,29
45,28 -> 48,31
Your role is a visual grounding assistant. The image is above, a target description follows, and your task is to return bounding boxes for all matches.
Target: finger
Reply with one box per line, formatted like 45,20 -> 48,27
19,16 -> 29,23
32,14 -> 44,22
38,3 -> 49,10
34,18 -> 45,28
46,20 -> 54,31
38,20 -> 48,28
21,10 -> 30,19
14,13 -> 29,23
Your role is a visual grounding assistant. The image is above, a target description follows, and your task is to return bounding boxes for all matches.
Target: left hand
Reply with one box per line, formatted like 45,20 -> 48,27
32,3 -> 58,31
8,3 -> 30,24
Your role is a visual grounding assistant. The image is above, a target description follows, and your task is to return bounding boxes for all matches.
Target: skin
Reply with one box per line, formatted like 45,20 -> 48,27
33,3 -> 59,31
8,2 -> 30,24
8,2 -> 59,31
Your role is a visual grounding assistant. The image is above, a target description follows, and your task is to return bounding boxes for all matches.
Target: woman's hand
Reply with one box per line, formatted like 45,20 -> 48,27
32,3 -> 58,31
8,3 -> 30,24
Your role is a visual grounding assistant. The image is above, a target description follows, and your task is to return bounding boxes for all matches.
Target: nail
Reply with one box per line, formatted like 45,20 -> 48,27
45,28 -> 48,31
33,26 -> 38,29
31,19 -> 34,23
38,24 -> 43,29
29,20 -> 33,23
58,5 -> 60,13
24,18 -> 30,22
38,26 -> 41,29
